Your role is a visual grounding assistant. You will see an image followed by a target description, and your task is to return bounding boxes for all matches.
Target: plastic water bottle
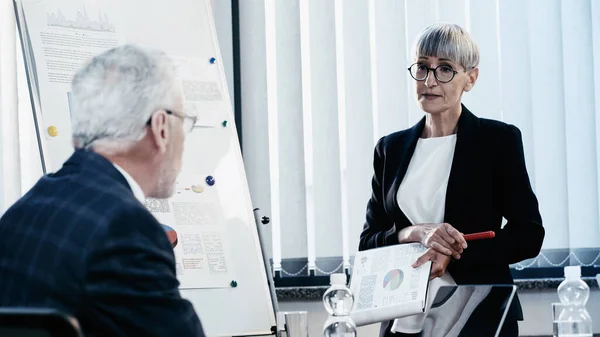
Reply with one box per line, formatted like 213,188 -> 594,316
556,266 -> 592,337
322,273 -> 357,337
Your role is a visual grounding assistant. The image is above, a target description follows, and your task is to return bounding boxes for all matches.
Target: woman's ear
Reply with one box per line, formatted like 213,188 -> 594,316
464,67 -> 479,92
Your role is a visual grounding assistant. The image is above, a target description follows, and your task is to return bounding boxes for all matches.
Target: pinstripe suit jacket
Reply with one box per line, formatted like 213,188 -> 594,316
0,149 -> 204,337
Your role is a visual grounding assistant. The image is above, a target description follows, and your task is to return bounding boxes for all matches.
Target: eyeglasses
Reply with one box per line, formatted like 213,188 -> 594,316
146,110 -> 197,133
408,63 -> 459,83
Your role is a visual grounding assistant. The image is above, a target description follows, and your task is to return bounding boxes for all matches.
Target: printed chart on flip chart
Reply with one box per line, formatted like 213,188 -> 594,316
18,0 -> 227,172
145,174 -> 233,289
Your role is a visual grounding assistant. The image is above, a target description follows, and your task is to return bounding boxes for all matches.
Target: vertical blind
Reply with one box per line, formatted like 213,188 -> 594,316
239,0 -> 600,276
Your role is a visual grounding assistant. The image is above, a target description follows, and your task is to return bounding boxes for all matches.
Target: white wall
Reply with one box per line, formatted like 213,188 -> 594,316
210,0 -> 234,111
0,2 -> 21,214
280,288 -> 600,337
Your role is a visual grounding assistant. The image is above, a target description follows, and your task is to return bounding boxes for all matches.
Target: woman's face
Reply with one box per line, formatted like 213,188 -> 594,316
413,56 -> 478,115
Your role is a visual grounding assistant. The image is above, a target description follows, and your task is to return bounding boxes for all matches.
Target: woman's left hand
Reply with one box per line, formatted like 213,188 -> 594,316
412,248 -> 452,280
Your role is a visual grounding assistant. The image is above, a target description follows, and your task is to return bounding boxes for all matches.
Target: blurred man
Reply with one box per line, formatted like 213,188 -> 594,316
0,44 -> 204,337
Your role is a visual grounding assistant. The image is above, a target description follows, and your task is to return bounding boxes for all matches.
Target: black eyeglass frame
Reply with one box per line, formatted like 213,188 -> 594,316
407,63 -> 460,83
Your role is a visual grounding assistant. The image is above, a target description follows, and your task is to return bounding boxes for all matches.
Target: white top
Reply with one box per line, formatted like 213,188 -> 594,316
397,135 -> 457,226
113,163 -> 145,203
392,134 -> 458,334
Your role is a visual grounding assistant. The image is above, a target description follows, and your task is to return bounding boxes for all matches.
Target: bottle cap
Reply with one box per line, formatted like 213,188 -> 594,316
330,273 -> 347,285
564,265 -> 581,280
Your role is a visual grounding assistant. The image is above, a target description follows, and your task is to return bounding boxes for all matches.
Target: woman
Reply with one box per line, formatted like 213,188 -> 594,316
358,23 -> 544,337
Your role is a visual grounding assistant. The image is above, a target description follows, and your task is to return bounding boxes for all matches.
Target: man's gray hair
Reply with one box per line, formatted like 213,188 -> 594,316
70,44 -> 180,149
413,23 -> 480,70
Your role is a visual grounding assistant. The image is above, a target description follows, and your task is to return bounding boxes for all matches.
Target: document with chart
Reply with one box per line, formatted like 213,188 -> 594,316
145,174 -> 233,289
349,243 -> 432,326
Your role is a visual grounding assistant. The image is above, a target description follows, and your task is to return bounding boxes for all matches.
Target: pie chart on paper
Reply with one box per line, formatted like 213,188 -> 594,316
383,269 -> 403,291
161,224 -> 178,248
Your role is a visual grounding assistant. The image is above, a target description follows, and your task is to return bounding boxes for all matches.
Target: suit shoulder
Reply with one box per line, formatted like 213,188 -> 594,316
478,117 -> 521,136
80,193 -> 165,257
100,202 -> 161,235
22,168 -> 153,230
376,128 -> 413,150
476,118 -> 524,155
71,171 -> 144,210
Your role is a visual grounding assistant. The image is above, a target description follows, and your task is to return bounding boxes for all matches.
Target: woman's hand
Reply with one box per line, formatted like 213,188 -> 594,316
416,223 -> 467,259
412,248 -> 453,280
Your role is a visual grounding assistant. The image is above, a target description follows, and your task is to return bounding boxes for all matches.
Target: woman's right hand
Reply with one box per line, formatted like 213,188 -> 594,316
415,223 -> 467,259
412,248 -> 453,280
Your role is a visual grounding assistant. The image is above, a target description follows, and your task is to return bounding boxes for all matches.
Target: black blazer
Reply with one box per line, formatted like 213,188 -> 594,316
358,105 -> 544,334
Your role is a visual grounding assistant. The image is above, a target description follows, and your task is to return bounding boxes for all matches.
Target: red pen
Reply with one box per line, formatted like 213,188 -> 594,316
463,231 -> 495,241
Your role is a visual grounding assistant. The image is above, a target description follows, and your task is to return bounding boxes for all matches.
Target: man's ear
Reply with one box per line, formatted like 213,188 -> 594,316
464,67 -> 479,92
148,111 -> 170,154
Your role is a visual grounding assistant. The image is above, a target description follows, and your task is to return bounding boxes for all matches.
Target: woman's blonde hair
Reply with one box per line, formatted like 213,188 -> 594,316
413,23 -> 480,70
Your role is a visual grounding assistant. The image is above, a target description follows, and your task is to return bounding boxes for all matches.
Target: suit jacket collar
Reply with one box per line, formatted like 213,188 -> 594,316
444,105 -> 479,225
112,163 -> 146,203
389,104 -> 480,226
61,149 -> 131,191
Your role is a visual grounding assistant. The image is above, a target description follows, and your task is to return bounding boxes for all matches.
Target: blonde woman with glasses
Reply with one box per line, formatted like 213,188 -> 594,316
359,24 -> 544,337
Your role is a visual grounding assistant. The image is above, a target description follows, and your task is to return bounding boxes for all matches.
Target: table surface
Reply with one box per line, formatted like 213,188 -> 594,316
275,277 -> 599,300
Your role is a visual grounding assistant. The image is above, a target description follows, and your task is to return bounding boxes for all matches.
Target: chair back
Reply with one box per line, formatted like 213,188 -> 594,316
0,308 -> 83,337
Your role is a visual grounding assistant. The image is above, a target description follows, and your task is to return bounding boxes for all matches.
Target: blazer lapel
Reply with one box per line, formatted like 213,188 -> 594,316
443,105 -> 479,226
